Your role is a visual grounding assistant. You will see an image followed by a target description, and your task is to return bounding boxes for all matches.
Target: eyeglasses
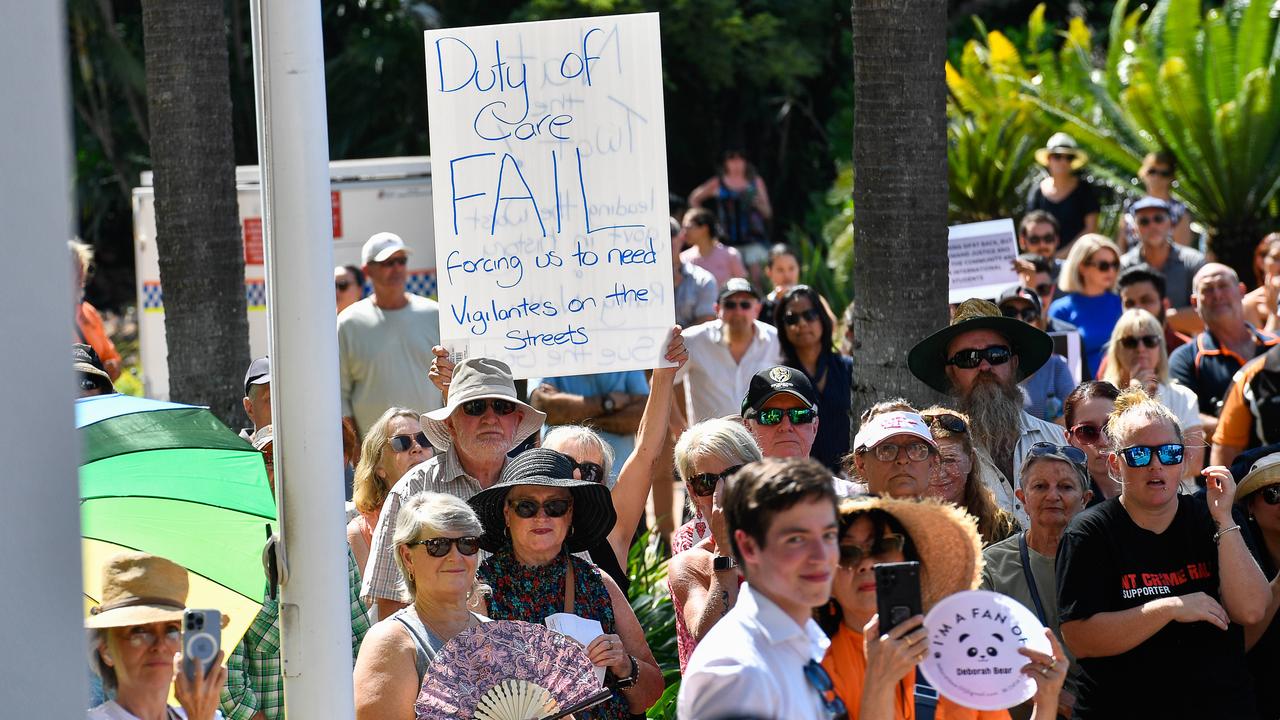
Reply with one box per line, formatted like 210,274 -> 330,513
1145,168 -> 1173,178
564,455 -> 606,484
1119,335 -> 1160,350
461,398 -> 517,417
688,465 -> 744,497
1085,259 -> 1120,272
924,412 -> 967,434
1136,214 -> 1169,226
335,279 -> 352,291
1001,306 -> 1039,323
379,256 -> 408,267
721,299 -> 756,311
127,626 -> 181,648
1068,423 -> 1105,446
802,660 -> 848,719
1029,442 -> 1088,468
1119,443 -> 1184,468
1024,233 -> 1057,245
406,536 -> 481,557
783,308 -> 821,326
389,431 -> 430,453
868,442 -> 933,463
1034,283 -> 1055,297
748,407 -> 817,426
946,345 -> 1012,369
508,497 -> 572,518
838,533 -> 906,569
1260,485 -> 1280,505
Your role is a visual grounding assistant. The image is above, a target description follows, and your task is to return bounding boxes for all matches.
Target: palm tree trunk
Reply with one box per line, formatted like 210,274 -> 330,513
850,0 -> 949,427
141,0 -> 250,428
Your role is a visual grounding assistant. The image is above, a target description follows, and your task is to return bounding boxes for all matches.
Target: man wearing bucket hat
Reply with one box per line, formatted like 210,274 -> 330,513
1028,132 -> 1100,249
909,298 -> 1066,529
87,551 -> 228,720
1236,453 -> 1280,718
361,357 -> 545,619
338,231 -> 442,437
75,342 -> 116,398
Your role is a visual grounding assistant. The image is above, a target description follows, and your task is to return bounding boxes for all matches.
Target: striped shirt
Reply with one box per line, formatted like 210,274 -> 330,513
360,448 -> 496,604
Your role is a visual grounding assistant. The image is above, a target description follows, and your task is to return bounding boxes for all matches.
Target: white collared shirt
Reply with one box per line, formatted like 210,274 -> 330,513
677,583 -> 834,720
677,319 -> 781,423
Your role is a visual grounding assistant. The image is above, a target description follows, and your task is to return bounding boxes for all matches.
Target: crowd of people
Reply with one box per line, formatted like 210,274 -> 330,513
72,137 -> 1280,720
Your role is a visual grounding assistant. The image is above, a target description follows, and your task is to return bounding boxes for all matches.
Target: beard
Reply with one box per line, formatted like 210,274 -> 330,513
955,372 -> 1024,462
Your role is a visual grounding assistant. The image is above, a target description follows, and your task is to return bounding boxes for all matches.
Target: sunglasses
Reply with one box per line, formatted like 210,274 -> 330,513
379,256 -> 408,267
1048,153 -> 1075,161
688,465 -> 744,497
1029,441 -> 1088,468
389,431 -> 430,453
1145,168 -> 1173,178
1034,283 -> 1055,297
127,626 -> 181,648
869,442 -> 933,463
335,279 -> 352,291
1260,485 -> 1280,506
1119,334 -> 1160,350
721,299 -> 756,311
1068,422 -> 1105,446
461,398 -> 517,417
508,497 -> 572,519
802,660 -> 848,719
1136,214 -> 1169,226
564,455 -> 606,484
1118,443 -> 1184,468
1024,232 -> 1057,245
1002,306 -> 1039,323
1085,259 -> 1120,272
783,308 -> 821,326
838,533 -> 906,569
748,407 -> 817,426
406,536 -> 481,557
924,412 -> 967,434
946,345 -> 1012,369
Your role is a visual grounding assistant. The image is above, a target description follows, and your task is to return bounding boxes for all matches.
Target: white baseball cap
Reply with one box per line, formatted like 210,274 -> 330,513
853,411 -> 937,452
361,232 -> 411,265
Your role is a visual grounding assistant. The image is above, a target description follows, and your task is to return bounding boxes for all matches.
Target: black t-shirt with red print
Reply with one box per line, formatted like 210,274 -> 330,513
1056,495 -> 1256,719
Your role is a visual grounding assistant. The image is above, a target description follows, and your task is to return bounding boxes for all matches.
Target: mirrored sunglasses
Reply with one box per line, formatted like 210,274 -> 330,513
1119,443 -> 1184,468
389,431 -> 430,453
406,536 -> 481,557
688,465 -> 744,497
508,498 -> 572,518
461,398 -> 517,417
749,407 -> 817,426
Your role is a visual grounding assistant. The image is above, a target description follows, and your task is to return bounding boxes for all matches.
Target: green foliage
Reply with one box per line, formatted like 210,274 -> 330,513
789,162 -> 853,315
626,530 -> 679,719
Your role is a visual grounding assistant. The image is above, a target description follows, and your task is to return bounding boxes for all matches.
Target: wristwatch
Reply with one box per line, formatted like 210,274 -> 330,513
713,554 -> 737,572
601,395 -> 617,415
607,654 -> 639,690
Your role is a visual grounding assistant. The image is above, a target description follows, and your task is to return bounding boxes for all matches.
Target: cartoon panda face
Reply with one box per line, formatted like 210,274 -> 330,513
960,633 -> 1002,662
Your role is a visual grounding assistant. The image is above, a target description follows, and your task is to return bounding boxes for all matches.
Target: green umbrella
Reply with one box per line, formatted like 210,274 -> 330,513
78,393 -> 276,647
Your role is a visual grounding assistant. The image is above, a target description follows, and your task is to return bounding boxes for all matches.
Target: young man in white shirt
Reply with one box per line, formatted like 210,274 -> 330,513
678,457 -> 845,720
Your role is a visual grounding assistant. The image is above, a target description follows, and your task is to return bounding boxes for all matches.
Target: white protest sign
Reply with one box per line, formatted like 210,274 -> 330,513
948,219 -> 1020,305
920,590 -> 1052,711
424,14 -> 673,379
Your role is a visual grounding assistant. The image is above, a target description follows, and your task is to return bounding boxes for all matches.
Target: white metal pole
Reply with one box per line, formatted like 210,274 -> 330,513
249,0 -> 354,716
0,1 -> 89,716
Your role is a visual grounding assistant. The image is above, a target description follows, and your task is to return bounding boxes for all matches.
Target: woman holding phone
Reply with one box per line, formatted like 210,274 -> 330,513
820,496 -> 1067,719
87,552 -> 227,720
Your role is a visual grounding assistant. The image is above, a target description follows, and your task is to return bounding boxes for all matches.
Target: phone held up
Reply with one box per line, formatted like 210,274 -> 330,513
874,561 -> 922,635
182,608 -> 221,682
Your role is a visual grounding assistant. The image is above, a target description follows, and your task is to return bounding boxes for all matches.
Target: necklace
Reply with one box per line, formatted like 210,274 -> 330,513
415,602 -> 475,641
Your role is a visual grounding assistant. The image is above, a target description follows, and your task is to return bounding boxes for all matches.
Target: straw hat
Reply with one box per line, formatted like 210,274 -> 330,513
468,448 -> 616,553
1034,132 -> 1089,170
1237,453 -> 1280,502
838,496 -> 983,612
420,358 -> 546,451
907,298 -> 1054,394
85,552 -> 189,629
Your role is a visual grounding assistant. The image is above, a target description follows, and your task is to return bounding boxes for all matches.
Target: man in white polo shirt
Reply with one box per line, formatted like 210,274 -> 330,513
677,278 -> 781,424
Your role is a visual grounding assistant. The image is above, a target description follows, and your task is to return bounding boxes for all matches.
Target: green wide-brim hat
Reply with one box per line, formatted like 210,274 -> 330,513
908,298 -> 1054,394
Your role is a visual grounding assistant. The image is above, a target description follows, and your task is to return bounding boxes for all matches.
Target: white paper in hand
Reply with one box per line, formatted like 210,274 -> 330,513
545,612 -> 607,685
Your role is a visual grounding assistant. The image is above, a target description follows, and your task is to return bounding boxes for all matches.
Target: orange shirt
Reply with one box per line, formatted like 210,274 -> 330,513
75,301 -> 121,380
822,624 -> 1012,720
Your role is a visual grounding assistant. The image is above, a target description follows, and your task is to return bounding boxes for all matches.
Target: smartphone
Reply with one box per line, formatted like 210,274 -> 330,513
182,609 -> 221,682
874,561 -> 922,635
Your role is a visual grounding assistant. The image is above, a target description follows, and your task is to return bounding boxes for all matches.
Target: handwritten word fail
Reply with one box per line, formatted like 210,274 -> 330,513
425,13 -> 674,379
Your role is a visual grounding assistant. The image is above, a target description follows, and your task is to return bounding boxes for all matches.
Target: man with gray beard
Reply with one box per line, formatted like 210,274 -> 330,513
908,298 -> 1066,528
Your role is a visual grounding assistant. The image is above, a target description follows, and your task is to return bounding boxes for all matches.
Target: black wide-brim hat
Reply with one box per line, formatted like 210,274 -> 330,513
469,448 -> 616,553
907,298 -> 1054,394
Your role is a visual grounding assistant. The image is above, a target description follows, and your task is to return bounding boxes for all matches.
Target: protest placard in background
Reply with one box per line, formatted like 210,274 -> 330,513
424,13 -> 674,379
948,219 -> 1019,304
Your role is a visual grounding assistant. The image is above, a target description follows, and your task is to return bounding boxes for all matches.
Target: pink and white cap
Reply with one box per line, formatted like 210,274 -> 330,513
853,411 -> 937,452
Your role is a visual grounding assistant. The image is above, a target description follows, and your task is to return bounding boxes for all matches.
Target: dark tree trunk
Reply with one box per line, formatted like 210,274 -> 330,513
850,0 -> 949,430
1210,223 -> 1266,290
141,0 -> 250,428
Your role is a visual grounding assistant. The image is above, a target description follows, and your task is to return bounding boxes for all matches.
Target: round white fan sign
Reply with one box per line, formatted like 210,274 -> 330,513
918,590 -> 1052,711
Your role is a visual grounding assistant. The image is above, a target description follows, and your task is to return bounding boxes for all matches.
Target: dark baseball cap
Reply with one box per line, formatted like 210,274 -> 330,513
996,285 -> 1042,315
741,365 -> 818,416
244,356 -> 270,396
718,277 -> 761,302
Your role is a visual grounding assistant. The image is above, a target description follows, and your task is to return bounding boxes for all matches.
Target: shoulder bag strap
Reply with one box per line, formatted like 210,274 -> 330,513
563,554 -> 576,615
1018,531 -> 1049,626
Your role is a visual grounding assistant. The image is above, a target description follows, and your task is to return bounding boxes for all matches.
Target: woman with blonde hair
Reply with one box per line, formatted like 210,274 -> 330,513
347,407 -> 432,576
1100,309 -> 1203,490
1049,233 -> 1124,377
1056,388 -> 1269,718
920,407 -> 1019,546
